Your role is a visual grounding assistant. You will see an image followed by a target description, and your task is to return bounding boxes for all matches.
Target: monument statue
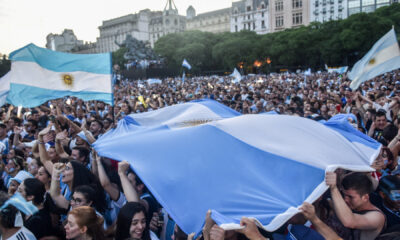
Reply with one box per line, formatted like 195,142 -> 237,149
115,34 -> 159,61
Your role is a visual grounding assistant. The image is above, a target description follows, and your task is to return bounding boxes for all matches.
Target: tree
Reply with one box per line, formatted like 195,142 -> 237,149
112,47 -> 127,69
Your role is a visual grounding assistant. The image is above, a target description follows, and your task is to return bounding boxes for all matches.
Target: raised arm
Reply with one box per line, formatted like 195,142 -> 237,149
95,152 -> 120,201
358,93 -> 374,105
4,106 -> 14,122
326,172 -> 385,230
353,92 -> 366,122
49,163 -> 70,209
118,161 -> 140,202
12,126 -> 23,148
38,126 -> 53,175
300,202 -> 341,240
389,96 -> 399,109
55,130 -> 70,159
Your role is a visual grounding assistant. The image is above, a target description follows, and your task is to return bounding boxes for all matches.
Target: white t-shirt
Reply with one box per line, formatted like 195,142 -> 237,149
0,227 -> 37,240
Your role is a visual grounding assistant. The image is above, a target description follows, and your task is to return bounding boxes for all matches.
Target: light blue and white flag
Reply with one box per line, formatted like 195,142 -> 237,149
304,68 -> 312,76
182,71 -> 185,83
94,101 -> 379,235
327,66 -> 348,74
147,78 -> 162,85
6,44 -> 113,107
0,192 -> 38,216
349,29 -> 400,90
230,68 -> 242,83
182,59 -> 192,70
0,72 -> 11,107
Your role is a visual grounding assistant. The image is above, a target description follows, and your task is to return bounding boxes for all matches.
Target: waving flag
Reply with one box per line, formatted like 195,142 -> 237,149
349,28 -> 400,90
327,66 -> 348,74
230,68 -> 242,83
94,101 -> 379,235
182,59 -> 192,70
6,44 -> 113,107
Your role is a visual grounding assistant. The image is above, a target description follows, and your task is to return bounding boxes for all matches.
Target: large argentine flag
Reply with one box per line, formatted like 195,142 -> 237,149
349,29 -> 400,90
6,44 -> 113,107
94,101 -> 380,235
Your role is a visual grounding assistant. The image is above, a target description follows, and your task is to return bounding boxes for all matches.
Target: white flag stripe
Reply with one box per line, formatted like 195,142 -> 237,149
210,115 -> 375,170
10,61 -> 112,93
362,43 -> 400,73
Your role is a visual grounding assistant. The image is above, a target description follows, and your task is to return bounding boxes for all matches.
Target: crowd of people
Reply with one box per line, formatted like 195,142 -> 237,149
0,69 -> 399,240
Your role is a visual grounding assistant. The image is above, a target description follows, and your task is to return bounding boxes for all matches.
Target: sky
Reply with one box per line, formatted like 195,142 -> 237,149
0,0 -> 233,56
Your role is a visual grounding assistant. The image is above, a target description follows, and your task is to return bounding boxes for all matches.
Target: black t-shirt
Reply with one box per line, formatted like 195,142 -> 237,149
25,208 -> 54,239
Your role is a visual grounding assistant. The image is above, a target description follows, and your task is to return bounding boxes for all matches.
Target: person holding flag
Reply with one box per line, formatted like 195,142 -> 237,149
181,59 -> 191,83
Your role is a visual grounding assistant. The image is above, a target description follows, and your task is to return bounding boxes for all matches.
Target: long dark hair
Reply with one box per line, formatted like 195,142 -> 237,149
73,184 -> 107,214
70,161 -> 107,214
115,202 -> 150,240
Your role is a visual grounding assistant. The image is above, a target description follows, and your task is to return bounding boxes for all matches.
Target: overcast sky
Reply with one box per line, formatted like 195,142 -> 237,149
0,0 -> 233,55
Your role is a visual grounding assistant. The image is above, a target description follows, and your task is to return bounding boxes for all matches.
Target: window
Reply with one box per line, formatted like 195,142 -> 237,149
262,20 -> 266,28
247,6 -> 251,11
235,25 -> 238,32
362,0 -> 375,6
262,12 -> 264,17
348,0 -> 360,8
292,12 -> 302,25
275,1 -> 284,11
243,24 -> 246,29
315,0 -> 319,7
235,17 -> 237,22
248,14 -> 251,19
292,0 -> 302,8
253,22 -> 256,30
248,23 -> 251,29
276,15 -> 284,27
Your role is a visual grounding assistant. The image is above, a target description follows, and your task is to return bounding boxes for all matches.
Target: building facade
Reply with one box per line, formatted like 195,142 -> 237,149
185,6 -> 231,33
348,0 -> 397,15
96,9 -> 152,53
45,29 -> 84,52
149,0 -> 186,47
269,0 -> 310,32
96,0 -> 185,52
231,0 -> 270,34
310,0 -> 348,23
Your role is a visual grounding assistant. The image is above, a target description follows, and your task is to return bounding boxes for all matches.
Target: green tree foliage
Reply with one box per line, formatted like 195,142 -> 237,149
153,3 -> 400,73
112,47 -> 127,69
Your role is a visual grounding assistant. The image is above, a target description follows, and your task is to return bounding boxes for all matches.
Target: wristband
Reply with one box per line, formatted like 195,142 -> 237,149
38,140 -> 45,144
